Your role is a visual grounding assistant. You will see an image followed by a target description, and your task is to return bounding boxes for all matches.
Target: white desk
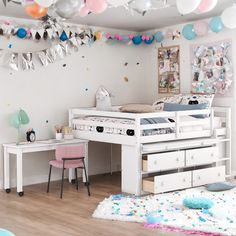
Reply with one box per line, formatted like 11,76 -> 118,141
3,139 -> 88,197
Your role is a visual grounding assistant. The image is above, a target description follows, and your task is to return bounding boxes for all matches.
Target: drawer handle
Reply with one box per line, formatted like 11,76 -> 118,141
154,161 -> 157,165
218,173 -> 221,177
161,182 -> 164,186
198,176 -> 201,180
183,178 -> 186,182
191,156 -> 194,160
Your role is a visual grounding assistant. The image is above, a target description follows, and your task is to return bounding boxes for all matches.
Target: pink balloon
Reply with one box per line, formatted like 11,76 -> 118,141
86,0 -> 107,14
79,6 -> 90,17
193,21 -> 208,36
197,0 -> 218,13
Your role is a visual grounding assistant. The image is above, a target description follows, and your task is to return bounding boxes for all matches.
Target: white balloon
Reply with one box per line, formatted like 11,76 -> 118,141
221,5 -> 236,29
176,0 -> 201,15
34,0 -> 55,7
106,0 -> 130,7
130,0 -> 152,13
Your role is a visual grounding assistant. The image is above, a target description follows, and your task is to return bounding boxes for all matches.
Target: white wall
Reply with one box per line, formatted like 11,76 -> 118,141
0,18 -> 153,189
144,21 -> 236,173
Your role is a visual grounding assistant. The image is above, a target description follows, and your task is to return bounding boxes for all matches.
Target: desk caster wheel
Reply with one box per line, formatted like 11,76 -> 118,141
84,182 -> 90,186
18,192 -> 24,197
5,189 -> 11,194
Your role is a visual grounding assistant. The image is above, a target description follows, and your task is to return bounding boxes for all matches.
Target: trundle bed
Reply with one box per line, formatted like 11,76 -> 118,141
69,106 -> 231,195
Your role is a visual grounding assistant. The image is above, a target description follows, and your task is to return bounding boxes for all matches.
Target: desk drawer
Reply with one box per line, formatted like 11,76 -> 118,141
143,151 -> 185,172
143,171 -> 192,194
186,146 -> 218,167
192,166 -> 225,187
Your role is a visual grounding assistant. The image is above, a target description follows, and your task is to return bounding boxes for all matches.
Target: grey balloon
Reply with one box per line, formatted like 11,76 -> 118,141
54,0 -> 84,19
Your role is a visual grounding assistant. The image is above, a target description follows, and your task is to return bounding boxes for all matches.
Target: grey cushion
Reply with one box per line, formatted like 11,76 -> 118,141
205,182 -> 235,192
163,103 -> 209,118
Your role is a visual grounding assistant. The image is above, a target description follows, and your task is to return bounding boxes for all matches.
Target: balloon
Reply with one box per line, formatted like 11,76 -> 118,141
144,36 -> 154,45
221,5 -> 236,29
60,31 -> 68,41
54,0 -> 83,19
86,0 -> 107,14
25,3 -> 48,19
176,0 -> 201,15
106,0 -> 130,7
129,0 -> 152,14
209,16 -> 223,33
197,0 -> 218,13
182,24 -> 196,40
79,5 -> 90,17
34,0 -> 55,7
10,113 -> 21,129
154,31 -> 164,42
132,35 -> 142,45
146,212 -> 163,224
19,109 -> 30,125
193,21 -> 208,36
17,28 -> 27,39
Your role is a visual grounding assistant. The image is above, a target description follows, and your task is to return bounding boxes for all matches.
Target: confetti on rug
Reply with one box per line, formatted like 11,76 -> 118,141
93,187 -> 236,236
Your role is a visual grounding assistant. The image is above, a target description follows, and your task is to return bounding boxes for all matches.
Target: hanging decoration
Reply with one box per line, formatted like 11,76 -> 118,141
191,40 -> 233,95
221,5 -> 236,29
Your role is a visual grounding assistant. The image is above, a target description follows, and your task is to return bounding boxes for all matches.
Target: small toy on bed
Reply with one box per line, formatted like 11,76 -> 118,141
183,197 -> 214,209
96,86 -> 112,111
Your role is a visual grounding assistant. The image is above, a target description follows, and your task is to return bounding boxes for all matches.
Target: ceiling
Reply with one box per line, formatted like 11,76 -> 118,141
0,0 -> 233,31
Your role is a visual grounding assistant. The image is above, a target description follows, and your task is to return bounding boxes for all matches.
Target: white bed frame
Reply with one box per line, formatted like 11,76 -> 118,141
69,106 -> 231,195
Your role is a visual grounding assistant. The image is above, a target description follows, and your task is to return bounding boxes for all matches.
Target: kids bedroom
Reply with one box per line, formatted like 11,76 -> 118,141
0,0 -> 236,235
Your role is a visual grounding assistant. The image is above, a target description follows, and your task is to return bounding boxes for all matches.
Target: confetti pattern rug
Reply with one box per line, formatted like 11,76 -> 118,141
93,187 -> 236,236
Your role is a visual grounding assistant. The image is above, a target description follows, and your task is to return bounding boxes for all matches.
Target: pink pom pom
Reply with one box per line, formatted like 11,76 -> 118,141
142,35 -> 146,41
105,33 -> 111,39
129,34 -> 134,40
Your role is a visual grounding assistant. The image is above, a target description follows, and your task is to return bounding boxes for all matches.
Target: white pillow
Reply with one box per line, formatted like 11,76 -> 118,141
180,94 -> 214,108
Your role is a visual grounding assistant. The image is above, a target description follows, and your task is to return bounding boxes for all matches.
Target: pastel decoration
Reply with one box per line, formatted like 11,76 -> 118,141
209,16 -> 224,33
221,5 -> 236,29
193,21 -> 208,36
25,2 -> 48,19
182,24 -> 196,40
129,34 -> 134,40
106,0 -> 130,7
197,0 -> 218,13
19,109 -> 30,124
165,29 -> 173,38
154,31 -> 164,42
79,5 -> 90,17
0,229 -> 15,236
105,33 -> 111,39
122,36 -> 130,43
34,0 -> 54,7
146,212 -> 163,224
60,31 -> 68,41
132,35 -> 142,45
16,28 -> 27,39
144,36 -> 154,45
95,31 -> 102,40
86,0 -> 107,14
142,35 -> 146,41
176,0 -> 201,15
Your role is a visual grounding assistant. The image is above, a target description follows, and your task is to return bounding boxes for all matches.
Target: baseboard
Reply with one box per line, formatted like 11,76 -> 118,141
230,170 -> 236,179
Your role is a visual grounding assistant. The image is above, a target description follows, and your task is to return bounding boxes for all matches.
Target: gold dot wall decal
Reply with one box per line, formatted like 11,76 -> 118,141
124,76 -> 129,82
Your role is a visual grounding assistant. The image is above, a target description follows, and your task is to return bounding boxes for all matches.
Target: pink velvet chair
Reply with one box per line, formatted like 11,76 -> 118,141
46,145 -> 90,198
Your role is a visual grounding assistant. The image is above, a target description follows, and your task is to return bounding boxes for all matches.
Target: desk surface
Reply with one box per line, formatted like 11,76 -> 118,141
3,139 -> 88,149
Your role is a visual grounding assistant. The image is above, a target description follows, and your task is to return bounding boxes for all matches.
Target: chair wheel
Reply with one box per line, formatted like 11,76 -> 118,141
5,189 -> 11,194
84,182 -> 90,186
71,179 -> 76,184
18,192 -> 24,197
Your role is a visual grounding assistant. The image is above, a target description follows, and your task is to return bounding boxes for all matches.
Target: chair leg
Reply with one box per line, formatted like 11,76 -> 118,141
82,159 -> 90,196
75,168 -> 79,190
60,168 -> 65,199
47,165 -> 52,193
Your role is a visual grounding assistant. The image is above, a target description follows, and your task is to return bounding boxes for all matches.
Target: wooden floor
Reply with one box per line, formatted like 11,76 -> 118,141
0,173 -> 189,236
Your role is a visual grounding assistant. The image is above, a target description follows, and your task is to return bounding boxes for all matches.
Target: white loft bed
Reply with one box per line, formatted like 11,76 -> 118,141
69,106 -> 231,195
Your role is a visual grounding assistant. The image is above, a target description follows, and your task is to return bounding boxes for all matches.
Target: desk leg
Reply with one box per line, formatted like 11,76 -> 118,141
16,151 -> 24,197
83,143 -> 89,183
4,147 -> 11,193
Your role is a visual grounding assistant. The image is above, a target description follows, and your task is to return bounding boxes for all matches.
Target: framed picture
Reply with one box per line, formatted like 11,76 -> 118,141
191,40 -> 233,95
158,45 -> 180,94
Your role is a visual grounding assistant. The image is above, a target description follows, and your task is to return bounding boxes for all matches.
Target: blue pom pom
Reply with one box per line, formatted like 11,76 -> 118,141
183,197 -> 214,209
17,28 -> 27,39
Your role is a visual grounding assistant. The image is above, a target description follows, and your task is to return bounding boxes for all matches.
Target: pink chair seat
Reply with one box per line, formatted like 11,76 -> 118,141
49,159 -> 84,169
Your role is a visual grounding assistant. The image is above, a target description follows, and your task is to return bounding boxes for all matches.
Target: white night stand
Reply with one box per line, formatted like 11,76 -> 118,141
3,139 -> 88,197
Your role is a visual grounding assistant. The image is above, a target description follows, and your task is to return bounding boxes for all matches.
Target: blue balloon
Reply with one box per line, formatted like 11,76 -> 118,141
60,31 -> 68,41
16,28 -> 27,39
182,24 -> 196,40
209,16 -> 224,33
146,212 -> 163,224
132,35 -> 142,45
154,31 -> 164,42
144,36 -> 155,45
